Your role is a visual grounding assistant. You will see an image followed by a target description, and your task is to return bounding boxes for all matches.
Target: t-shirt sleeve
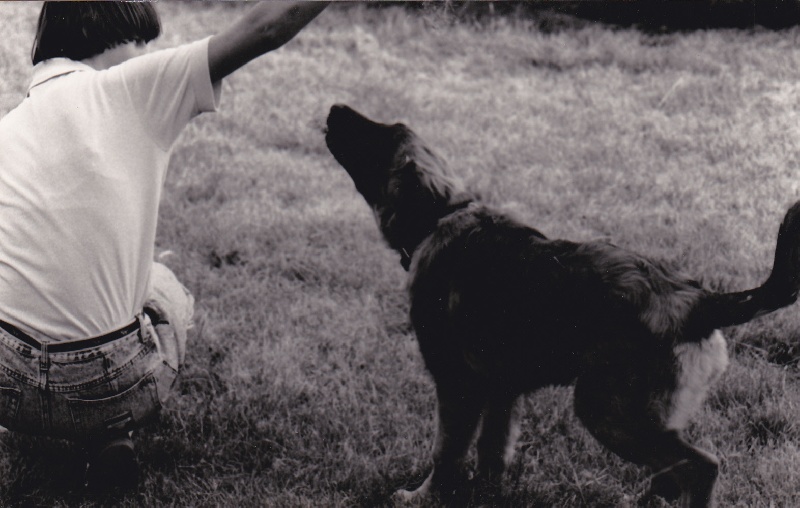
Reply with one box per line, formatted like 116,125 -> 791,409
109,37 -> 221,150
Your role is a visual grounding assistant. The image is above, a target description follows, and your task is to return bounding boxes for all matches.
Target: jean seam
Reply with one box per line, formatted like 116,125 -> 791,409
0,340 -> 155,393
45,342 -> 156,393
0,363 -> 38,387
0,339 -> 35,358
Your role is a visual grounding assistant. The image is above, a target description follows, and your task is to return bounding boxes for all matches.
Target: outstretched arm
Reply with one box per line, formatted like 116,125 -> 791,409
208,1 -> 329,83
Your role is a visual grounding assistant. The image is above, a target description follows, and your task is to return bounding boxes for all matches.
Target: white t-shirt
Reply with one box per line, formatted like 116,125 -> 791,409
0,38 -> 220,341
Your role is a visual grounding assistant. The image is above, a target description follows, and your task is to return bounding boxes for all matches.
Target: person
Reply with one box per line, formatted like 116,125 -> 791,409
0,1 -> 328,492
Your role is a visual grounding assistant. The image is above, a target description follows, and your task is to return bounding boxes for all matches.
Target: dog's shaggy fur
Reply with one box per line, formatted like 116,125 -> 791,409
325,104 -> 800,507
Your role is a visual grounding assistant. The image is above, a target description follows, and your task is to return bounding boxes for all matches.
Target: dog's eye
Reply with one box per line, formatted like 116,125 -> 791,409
388,178 -> 402,196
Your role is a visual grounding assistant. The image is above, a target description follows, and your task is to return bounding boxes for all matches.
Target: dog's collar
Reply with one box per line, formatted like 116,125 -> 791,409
399,198 -> 474,271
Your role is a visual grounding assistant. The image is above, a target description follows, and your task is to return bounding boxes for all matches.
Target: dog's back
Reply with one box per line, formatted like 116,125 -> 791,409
409,203 -> 706,391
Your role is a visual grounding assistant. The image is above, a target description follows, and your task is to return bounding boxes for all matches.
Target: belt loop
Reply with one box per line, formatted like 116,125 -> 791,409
38,342 -> 50,388
39,343 -> 49,371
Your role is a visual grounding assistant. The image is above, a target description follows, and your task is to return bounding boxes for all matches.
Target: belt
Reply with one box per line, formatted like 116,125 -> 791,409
0,318 -> 140,353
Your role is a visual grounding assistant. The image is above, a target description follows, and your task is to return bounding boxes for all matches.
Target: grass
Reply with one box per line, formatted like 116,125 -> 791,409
2,2 -> 800,506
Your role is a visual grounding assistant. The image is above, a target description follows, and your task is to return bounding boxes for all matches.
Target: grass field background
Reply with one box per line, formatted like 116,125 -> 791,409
2,2 -> 800,506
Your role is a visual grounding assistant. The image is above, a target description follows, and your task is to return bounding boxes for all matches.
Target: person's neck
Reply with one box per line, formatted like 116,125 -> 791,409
81,42 -> 143,70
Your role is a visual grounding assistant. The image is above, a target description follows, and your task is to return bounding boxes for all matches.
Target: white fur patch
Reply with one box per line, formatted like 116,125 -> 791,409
504,417 -> 521,465
666,330 -> 729,430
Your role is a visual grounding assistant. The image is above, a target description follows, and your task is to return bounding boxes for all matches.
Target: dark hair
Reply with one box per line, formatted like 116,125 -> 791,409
31,2 -> 161,65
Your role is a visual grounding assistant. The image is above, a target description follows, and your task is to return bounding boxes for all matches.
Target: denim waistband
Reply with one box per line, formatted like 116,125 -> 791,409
0,319 -> 140,353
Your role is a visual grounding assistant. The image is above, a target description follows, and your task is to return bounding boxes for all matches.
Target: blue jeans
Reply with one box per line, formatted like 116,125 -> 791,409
0,312 -> 177,441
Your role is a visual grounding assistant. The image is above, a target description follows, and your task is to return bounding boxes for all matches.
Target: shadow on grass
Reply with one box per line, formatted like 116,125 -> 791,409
0,434 -> 95,505
352,472 -> 594,508
544,0 -> 800,31
404,0 -> 800,31
349,472 -> 412,508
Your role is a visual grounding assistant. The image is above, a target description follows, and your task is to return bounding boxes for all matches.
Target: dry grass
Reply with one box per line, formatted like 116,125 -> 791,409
1,2 -> 799,506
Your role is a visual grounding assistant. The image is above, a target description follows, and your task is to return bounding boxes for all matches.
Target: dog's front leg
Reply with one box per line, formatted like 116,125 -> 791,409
394,382 -> 484,504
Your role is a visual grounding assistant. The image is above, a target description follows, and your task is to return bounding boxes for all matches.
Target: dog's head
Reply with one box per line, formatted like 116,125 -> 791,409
326,104 -> 473,269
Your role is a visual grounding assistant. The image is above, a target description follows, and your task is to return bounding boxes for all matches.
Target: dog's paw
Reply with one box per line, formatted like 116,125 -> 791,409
392,488 -> 424,505
392,472 -> 434,505
641,471 -> 681,504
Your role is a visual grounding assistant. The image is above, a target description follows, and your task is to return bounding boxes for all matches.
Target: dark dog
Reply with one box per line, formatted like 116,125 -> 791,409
325,104 -> 800,507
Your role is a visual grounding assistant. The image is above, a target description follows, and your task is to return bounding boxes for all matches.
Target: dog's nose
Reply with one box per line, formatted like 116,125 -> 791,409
327,104 -> 348,128
328,104 -> 352,118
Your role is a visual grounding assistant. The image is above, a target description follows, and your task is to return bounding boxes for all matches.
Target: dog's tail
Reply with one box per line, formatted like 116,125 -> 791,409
685,200 -> 800,335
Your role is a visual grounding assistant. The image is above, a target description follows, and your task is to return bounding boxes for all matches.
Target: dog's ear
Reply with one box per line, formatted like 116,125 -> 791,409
392,160 -> 455,217
401,152 -> 467,208
376,158 -> 466,254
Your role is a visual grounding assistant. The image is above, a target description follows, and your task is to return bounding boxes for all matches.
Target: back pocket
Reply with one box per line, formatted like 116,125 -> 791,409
68,373 -> 161,437
0,386 -> 20,429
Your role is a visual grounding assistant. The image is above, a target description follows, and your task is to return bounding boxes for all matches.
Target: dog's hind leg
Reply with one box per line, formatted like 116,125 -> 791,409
574,375 -> 719,508
394,381 -> 484,504
636,440 -> 718,508
474,394 -> 521,500
581,423 -> 718,508
634,432 -> 718,508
